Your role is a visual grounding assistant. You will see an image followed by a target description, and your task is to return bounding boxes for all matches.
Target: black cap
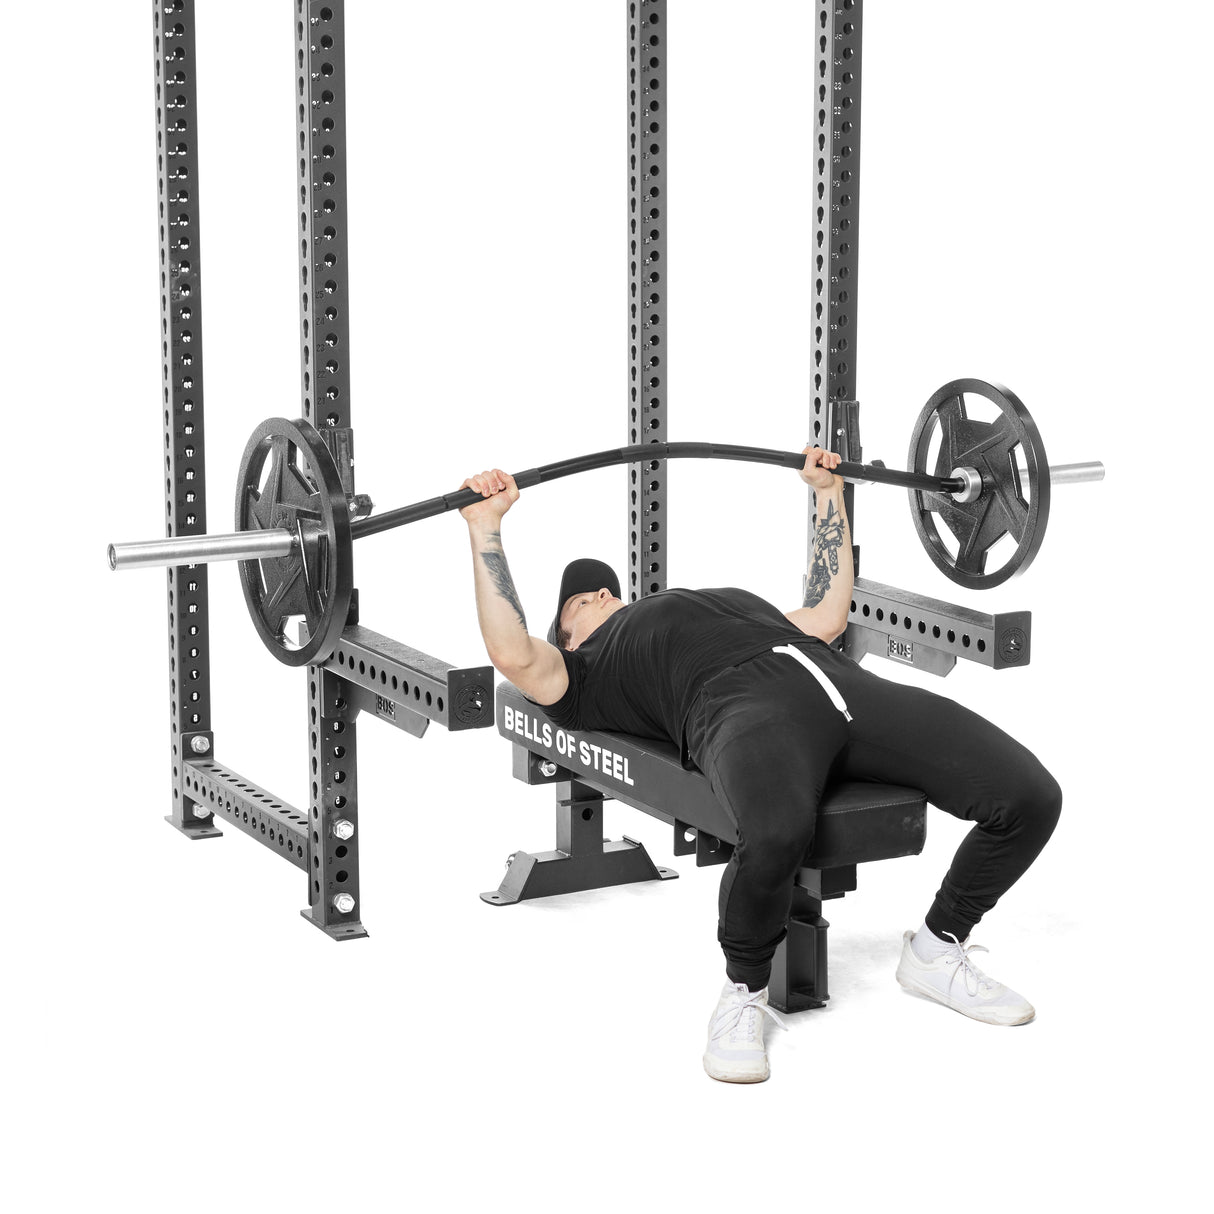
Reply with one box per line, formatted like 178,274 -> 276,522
546,558 -> 621,646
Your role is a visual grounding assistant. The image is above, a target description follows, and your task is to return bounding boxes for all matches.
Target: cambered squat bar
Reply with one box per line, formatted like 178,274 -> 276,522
110,437 -> 1104,570
109,380 -> 1103,667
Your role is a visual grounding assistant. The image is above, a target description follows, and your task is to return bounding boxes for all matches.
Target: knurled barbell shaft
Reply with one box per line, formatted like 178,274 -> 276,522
108,529 -> 296,572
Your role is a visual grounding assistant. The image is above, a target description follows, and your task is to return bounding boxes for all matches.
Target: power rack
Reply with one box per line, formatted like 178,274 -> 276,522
145,1 -> 1033,971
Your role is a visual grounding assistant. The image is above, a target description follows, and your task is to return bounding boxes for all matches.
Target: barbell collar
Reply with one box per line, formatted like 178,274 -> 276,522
108,528 -> 296,572
948,467 -> 985,505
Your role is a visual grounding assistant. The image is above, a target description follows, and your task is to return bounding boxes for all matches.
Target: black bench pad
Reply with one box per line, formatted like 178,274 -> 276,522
498,684 -> 926,870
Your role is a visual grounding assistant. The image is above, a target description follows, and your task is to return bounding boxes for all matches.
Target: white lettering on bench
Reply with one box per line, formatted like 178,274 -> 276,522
577,739 -> 634,787
504,706 -> 635,787
503,704 -> 553,749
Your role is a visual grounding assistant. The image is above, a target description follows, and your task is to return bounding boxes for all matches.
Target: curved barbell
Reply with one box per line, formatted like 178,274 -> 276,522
108,380 -> 1104,665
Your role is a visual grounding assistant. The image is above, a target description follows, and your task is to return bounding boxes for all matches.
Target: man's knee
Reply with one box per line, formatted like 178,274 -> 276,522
1004,765 -> 1062,845
735,813 -> 818,886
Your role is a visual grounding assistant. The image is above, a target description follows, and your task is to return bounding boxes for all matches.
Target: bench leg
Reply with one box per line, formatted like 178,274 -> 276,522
481,779 -> 678,905
768,886 -> 830,1012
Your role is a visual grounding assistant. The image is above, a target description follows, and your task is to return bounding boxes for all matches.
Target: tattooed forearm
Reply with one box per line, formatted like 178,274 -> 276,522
803,500 -> 846,608
479,533 -> 528,630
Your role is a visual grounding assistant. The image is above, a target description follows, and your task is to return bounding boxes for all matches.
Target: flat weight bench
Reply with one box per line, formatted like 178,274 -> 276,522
484,683 -> 928,1013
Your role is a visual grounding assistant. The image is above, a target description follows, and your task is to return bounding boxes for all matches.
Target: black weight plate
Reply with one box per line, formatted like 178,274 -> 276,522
236,417 -> 352,666
908,379 -> 1051,590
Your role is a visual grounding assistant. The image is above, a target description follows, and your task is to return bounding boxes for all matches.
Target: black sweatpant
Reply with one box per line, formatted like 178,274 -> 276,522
682,640 -> 1063,992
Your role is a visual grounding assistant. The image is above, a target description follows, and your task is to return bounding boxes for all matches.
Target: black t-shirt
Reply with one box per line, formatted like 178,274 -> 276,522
538,587 -> 810,764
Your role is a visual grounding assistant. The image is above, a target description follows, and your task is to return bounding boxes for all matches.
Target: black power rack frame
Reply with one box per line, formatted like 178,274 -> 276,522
148,0 -> 1028,940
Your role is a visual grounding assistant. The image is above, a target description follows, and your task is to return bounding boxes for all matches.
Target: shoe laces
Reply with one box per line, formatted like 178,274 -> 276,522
939,933 -> 995,998
711,987 -> 789,1044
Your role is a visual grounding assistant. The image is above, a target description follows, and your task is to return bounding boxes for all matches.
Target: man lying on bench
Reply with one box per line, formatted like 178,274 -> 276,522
459,448 -> 1061,1084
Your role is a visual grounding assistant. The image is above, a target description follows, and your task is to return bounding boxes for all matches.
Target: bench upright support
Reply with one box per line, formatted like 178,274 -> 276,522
480,780 -> 678,906
769,888 -> 831,1012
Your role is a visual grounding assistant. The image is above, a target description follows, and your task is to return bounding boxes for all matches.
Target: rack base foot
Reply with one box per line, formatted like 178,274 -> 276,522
164,814 -> 223,841
300,909 -> 370,941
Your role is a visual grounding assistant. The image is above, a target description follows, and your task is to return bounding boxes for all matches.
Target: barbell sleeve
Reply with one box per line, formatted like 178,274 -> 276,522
1047,461 -> 1105,486
951,459 -> 1106,503
1003,458 -> 1106,488
108,528 -> 296,572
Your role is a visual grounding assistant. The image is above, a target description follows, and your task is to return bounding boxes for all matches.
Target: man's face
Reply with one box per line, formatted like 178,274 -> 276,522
559,587 -> 624,650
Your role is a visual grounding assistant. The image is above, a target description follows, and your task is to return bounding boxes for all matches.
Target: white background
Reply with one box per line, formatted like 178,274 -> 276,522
6,1 -> 1211,1210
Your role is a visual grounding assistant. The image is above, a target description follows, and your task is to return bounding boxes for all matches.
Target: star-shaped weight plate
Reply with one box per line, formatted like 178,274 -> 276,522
236,417 -> 352,665
907,379 -> 1051,590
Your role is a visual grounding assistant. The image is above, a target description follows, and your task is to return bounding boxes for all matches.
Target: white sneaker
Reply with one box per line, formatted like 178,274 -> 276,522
702,981 -> 788,1083
895,929 -> 1036,1026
